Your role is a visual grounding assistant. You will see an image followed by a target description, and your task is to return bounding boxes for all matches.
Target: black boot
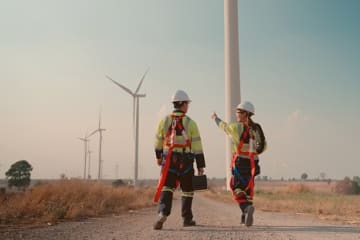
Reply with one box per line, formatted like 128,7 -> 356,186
154,191 -> 173,230
181,196 -> 195,227
239,203 -> 245,225
244,205 -> 255,227
153,214 -> 167,230
158,191 -> 173,216
183,219 -> 196,227
241,214 -> 245,224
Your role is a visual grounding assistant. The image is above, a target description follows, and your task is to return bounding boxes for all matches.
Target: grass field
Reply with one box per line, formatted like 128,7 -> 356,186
0,179 -> 359,228
205,180 -> 360,225
0,180 -> 155,228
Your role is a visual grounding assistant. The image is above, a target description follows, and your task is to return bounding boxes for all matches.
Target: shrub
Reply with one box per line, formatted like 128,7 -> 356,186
335,177 -> 360,194
112,179 -> 126,187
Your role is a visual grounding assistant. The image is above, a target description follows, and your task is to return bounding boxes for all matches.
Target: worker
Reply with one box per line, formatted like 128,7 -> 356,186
211,101 -> 266,227
153,89 -> 206,230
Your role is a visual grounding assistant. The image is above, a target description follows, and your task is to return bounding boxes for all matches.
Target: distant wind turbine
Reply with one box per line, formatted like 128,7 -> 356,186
88,111 -> 106,180
87,149 -> 92,179
106,69 -> 149,187
78,134 -> 90,180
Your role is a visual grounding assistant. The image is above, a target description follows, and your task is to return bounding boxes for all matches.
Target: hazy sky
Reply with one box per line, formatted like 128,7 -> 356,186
1,0 -> 360,180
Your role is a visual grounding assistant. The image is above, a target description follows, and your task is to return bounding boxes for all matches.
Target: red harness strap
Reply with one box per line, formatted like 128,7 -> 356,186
231,127 -> 257,200
153,114 -> 191,203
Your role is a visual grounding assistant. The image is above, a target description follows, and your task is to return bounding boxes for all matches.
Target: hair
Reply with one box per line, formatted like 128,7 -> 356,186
243,112 -> 256,129
248,117 -> 256,129
173,101 -> 187,109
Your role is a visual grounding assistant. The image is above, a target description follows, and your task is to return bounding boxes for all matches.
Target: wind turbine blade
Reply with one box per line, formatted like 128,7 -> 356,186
88,129 -> 98,137
106,75 -> 135,96
134,68 -> 149,94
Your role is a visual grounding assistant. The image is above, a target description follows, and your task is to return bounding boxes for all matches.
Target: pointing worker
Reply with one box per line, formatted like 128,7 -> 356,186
211,101 -> 266,227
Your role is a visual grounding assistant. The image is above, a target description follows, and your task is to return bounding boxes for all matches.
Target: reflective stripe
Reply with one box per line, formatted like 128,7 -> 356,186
173,137 -> 188,145
192,150 -> 203,155
237,143 -> 256,154
233,188 -> 253,201
162,186 -> 174,192
234,188 -> 246,195
237,153 -> 259,160
168,150 -> 192,153
182,191 -> 194,197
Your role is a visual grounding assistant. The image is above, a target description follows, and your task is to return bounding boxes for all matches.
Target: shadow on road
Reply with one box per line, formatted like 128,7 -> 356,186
162,224 -> 360,234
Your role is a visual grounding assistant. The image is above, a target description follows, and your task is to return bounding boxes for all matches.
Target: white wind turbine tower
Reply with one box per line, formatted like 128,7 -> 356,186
224,0 -> 241,190
88,111 -> 106,180
87,149 -> 92,179
106,69 -> 149,187
78,134 -> 90,180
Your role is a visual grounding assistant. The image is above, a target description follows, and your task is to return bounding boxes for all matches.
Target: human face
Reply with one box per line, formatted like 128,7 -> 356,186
236,109 -> 248,122
181,101 -> 189,113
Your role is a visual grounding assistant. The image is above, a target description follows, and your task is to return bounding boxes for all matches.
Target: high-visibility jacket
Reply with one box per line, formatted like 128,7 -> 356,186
215,118 -> 266,158
215,117 -> 265,203
154,110 -> 205,168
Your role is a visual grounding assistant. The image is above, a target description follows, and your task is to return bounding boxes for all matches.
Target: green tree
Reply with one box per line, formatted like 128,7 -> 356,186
301,173 -> 308,181
5,160 -> 33,190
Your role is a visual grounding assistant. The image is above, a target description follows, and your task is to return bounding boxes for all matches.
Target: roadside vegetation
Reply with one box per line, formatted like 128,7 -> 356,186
204,180 -> 360,225
1,178 -> 359,228
0,180 -> 155,227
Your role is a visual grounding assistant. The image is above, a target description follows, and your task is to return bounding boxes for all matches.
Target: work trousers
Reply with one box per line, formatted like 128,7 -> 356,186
230,156 -> 260,207
158,169 -> 194,221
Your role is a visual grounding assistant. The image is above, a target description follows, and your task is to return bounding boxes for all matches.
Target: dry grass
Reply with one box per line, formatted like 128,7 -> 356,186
0,180 -> 155,227
204,181 -> 360,225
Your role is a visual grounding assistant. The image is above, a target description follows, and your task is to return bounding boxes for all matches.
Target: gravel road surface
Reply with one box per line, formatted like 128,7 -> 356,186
1,192 -> 359,240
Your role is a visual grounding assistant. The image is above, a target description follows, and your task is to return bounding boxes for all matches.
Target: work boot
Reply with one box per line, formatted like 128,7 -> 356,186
183,219 -> 196,227
244,205 -> 254,227
241,214 -> 245,225
153,215 -> 167,230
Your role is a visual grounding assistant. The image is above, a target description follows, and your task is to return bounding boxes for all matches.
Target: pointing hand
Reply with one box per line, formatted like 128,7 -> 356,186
211,112 -> 217,119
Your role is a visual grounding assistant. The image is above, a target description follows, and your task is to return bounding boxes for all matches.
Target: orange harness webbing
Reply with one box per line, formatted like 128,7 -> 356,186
153,114 -> 191,203
231,127 -> 257,199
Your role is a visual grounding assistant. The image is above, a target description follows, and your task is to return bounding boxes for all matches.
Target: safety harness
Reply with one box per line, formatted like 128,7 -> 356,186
153,114 -> 191,203
231,126 -> 257,202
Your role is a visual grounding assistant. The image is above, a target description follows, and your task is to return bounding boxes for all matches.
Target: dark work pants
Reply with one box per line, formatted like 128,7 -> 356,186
158,169 -> 194,221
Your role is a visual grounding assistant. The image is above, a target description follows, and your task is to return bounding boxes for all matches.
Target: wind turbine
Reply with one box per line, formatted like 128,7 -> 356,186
106,69 -> 149,187
78,134 -> 90,180
88,111 -> 106,180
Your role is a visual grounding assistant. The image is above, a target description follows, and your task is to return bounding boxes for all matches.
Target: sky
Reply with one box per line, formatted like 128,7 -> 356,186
1,0 -> 360,181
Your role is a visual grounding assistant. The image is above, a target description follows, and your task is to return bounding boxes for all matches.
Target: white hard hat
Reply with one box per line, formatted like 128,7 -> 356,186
171,90 -> 191,103
236,101 -> 255,115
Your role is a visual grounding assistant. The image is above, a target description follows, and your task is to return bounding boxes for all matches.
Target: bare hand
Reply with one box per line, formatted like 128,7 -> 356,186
156,158 -> 162,166
211,112 -> 217,119
198,168 -> 204,175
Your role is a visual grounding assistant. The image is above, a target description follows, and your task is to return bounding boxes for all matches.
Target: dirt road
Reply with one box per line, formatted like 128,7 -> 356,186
1,192 -> 359,240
